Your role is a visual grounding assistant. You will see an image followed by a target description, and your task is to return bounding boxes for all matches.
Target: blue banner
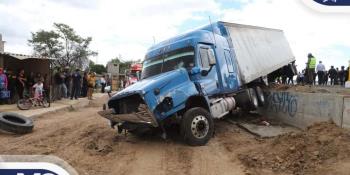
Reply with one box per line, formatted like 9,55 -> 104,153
314,0 -> 350,6
0,169 -> 58,175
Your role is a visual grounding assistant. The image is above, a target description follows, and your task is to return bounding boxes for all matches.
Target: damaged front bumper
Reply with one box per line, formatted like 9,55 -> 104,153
98,103 -> 159,127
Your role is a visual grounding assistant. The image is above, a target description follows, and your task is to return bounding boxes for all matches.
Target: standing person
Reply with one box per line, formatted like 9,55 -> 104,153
307,53 -> 316,85
64,67 -> 71,98
43,74 -> 50,100
0,68 -> 8,90
0,68 -> 8,103
87,72 -> 96,100
54,68 -> 66,100
286,65 -> 295,85
335,68 -> 340,85
323,71 -> 329,85
6,70 -> 17,103
316,61 -> 325,85
81,72 -> 88,97
27,72 -> 35,96
70,69 -> 82,100
339,66 -> 346,86
16,69 -> 26,99
100,76 -> 106,93
346,66 -> 350,83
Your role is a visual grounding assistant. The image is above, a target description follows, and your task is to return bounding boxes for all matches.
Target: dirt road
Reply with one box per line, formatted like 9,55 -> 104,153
1,96 -> 349,175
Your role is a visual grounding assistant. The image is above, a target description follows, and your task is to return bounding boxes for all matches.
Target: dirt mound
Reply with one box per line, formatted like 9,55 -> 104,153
239,122 -> 350,175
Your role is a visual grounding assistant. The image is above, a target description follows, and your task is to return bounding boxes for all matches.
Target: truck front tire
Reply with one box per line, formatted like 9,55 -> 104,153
181,107 -> 214,146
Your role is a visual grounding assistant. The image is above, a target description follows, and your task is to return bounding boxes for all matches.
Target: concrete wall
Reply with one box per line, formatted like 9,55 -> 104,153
260,90 -> 348,129
342,97 -> 350,128
107,62 -> 119,75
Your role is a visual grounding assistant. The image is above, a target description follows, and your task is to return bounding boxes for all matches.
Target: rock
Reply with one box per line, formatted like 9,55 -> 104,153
290,132 -> 297,137
276,156 -> 283,163
313,151 -> 319,157
289,146 -> 296,152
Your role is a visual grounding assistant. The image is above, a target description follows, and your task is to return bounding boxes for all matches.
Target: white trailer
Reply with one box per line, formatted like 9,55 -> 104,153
222,22 -> 295,84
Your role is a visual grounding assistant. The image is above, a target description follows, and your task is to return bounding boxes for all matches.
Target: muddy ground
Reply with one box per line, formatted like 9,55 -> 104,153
1,96 -> 350,175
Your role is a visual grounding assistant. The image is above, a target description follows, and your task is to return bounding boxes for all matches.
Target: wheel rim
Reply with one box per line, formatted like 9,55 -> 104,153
191,115 -> 209,139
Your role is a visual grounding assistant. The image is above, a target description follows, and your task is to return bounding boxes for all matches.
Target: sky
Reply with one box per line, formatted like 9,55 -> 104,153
1,0 -> 350,70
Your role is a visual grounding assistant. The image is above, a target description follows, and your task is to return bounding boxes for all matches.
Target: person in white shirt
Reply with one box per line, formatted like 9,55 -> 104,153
316,61 -> 326,85
33,78 -> 44,105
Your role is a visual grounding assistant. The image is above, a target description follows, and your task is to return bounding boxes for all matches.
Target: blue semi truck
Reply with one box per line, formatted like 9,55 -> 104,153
98,21 -> 295,146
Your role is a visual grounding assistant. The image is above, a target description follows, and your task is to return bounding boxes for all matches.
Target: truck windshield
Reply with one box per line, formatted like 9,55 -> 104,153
141,47 -> 195,79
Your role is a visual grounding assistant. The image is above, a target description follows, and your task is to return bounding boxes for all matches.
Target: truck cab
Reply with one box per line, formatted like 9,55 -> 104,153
98,21 -> 295,146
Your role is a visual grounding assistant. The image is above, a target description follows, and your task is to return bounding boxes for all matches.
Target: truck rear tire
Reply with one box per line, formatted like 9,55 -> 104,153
244,88 -> 258,111
181,107 -> 214,146
255,86 -> 265,107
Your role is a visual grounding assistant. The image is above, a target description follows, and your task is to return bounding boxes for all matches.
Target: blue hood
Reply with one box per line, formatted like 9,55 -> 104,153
109,68 -> 199,120
114,69 -> 188,97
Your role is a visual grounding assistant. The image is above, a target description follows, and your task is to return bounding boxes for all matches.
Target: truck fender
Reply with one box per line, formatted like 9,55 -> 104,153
185,95 -> 211,112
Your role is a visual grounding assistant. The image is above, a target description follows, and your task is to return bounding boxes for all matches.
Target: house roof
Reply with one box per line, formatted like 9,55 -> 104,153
0,51 -> 54,60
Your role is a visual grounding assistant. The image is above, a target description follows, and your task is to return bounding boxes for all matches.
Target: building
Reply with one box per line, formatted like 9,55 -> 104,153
106,61 -> 119,75
0,34 -> 5,52
0,34 -> 52,74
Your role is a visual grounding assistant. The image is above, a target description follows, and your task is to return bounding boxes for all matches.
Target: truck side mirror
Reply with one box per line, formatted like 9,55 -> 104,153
208,49 -> 216,66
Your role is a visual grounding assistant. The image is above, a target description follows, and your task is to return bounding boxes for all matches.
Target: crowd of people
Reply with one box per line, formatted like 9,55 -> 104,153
0,66 -> 110,105
295,53 -> 349,86
52,67 -> 110,101
0,68 -> 50,104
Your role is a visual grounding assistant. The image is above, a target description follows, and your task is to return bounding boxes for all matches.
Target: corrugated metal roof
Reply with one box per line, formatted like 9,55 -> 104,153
0,51 -> 53,60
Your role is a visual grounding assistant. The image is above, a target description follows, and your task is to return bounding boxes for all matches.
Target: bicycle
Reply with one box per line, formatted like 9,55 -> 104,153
17,90 -> 50,110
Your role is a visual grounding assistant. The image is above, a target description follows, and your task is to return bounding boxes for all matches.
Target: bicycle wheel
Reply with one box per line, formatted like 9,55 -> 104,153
42,97 -> 50,108
17,99 -> 33,110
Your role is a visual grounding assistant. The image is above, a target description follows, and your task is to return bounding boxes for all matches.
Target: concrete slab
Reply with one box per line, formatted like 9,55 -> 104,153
0,93 -> 107,118
237,123 -> 299,138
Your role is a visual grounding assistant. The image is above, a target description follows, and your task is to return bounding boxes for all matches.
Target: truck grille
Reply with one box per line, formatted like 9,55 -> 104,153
105,94 -> 158,127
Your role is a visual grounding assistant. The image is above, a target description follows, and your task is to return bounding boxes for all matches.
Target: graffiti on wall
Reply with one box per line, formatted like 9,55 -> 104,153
265,91 -> 298,117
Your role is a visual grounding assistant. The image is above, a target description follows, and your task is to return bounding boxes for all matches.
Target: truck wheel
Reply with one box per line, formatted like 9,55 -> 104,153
243,88 -> 258,111
255,86 -> 265,107
181,107 -> 214,146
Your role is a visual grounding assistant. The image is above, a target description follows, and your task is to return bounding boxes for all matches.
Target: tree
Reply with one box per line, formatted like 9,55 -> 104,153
28,23 -> 97,69
89,60 -> 107,75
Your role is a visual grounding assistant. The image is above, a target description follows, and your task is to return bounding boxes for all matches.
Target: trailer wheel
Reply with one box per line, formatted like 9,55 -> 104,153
242,88 -> 258,111
255,86 -> 265,107
181,107 -> 214,146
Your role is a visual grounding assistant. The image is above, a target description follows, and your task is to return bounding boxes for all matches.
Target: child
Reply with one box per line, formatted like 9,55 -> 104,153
33,78 -> 44,105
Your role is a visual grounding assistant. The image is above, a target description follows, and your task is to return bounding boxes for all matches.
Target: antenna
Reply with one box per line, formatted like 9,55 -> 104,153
209,16 -> 217,48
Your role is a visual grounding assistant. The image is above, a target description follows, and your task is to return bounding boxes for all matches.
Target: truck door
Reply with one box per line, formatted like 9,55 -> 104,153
196,44 -> 219,95
223,49 -> 239,91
